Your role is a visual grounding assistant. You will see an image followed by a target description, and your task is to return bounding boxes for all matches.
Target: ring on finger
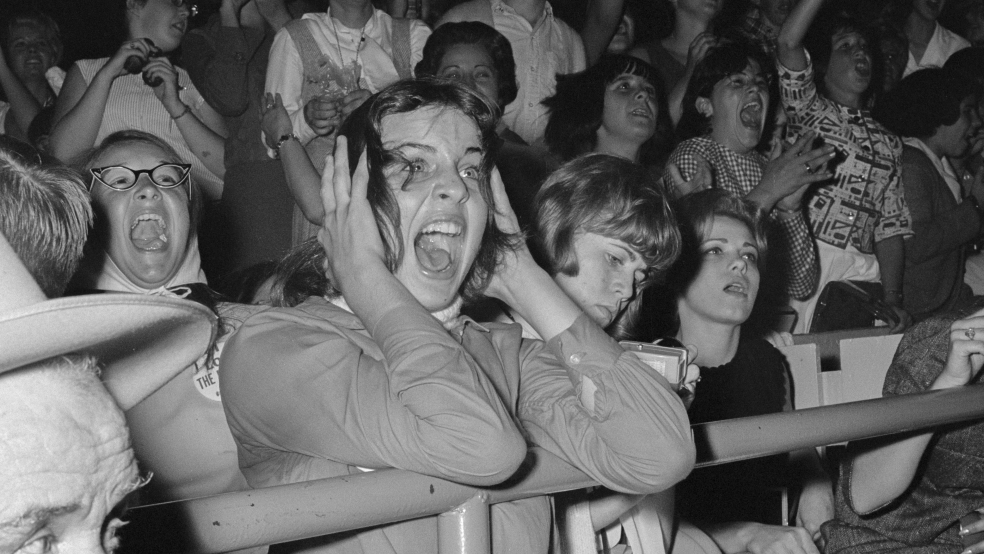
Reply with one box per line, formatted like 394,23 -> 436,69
967,327 -> 977,340
803,162 -> 813,173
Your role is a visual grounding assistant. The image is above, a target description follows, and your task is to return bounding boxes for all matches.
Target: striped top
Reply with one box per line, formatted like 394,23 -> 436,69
76,58 -> 222,195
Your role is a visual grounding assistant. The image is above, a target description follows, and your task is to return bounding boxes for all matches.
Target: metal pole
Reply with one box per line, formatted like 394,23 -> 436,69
437,493 -> 491,554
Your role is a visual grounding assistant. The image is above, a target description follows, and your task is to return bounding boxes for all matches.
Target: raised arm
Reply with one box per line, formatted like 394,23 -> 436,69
261,92 -> 324,224
581,0 -> 626,66
777,0 -> 825,71
141,56 -> 228,198
182,0 -> 264,117
50,41 -> 153,163
847,310 -> 984,513
223,138 -> 527,485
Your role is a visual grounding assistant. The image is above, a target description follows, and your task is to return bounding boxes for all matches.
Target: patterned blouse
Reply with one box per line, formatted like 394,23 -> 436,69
778,57 -> 911,254
665,136 -> 820,300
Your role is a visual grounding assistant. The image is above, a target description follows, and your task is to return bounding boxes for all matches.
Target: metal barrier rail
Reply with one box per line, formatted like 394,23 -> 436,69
124,385 -> 984,553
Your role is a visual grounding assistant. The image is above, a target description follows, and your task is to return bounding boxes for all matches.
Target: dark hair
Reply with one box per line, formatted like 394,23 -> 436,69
803,8 -> 878,100
217,260 -> 278,304
874,68 -> 980,137
667,189 -> 768,296
944,46 -> 984,86
533,153 -> 681,283
542,54 -> 672,166
414,22 -> 519,109
677,40 -> 777,144
1,9 -> 63,68
276,79 -> 522,304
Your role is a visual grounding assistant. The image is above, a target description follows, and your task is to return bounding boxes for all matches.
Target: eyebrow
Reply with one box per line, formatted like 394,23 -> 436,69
613,244 -> 638,261
703,237 -> 758,249
390,144 -> 485,157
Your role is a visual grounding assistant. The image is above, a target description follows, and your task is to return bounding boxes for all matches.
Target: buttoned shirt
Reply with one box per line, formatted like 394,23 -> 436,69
491,0 -> 585,144
904,22 -> 970,77
666,136 -> 820,300
779,56 -> 911,254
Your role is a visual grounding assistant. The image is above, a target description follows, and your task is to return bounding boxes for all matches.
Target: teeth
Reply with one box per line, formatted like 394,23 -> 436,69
131,214 -> 166,231
160,234 -> 168,243
420,221 -> 462,235
725,283 -> 745,292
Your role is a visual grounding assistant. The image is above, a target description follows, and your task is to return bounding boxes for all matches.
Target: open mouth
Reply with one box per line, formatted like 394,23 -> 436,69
130,213 -> 169,251
724,282 -> 747,296
414,218 -> 464,276
739,99 -> 763,130
630,107 -> 653,119
855,59 -> 871,78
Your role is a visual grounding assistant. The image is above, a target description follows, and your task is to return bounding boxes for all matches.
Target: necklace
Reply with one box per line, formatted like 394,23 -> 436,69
328,11 -> 367,88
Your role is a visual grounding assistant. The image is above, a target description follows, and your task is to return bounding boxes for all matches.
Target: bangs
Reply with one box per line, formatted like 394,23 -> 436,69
603,56 -> 659,88
581,195 -> 680,279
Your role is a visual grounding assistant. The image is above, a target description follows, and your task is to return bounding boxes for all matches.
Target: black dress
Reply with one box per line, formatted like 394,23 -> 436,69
676,335 -> 794,525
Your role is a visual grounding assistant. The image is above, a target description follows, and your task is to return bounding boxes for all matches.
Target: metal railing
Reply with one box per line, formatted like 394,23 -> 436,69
123,385 -> 984,553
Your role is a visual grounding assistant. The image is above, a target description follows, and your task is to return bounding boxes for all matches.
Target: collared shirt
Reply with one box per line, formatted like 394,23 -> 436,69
491,0 -> 585,144
666,136 -> 820,300
221,296 -> 694,553
904,22 -> 970,77
264,8 -> 431,149
778,55 -> 912,254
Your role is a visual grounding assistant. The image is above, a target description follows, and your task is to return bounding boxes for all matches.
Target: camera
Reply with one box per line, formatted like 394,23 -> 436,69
123,39 -> 165,87
620,340 -> 688,390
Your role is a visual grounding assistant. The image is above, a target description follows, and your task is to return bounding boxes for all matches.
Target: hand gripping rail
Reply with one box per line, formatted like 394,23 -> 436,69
122,385 -> 984,553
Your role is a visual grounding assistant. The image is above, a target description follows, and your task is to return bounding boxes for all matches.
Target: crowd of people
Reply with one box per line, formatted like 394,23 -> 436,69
2,0 -> 984,552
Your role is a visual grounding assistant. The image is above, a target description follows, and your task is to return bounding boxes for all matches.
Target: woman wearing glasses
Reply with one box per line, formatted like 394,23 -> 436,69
49,0 -> 227,201
71,130 -> 262,550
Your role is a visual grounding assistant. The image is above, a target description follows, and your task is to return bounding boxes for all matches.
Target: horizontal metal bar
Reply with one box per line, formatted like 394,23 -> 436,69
691,384 -> 984,467
123,385 -> 984,553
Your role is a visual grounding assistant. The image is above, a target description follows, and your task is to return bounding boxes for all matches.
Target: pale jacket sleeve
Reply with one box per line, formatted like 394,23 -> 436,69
222,301 -> 527,486
518,314 -> 695,494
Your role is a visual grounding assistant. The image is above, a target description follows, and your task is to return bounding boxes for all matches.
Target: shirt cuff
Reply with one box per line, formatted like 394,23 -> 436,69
545,313 -> 627,377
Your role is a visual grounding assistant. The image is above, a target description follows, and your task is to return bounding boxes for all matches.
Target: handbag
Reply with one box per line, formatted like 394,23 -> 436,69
810,280 -> 900,332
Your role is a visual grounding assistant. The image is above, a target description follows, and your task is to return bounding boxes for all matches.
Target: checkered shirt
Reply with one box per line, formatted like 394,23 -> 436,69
778,56 -> 912,254
738,7 -> 779,61
665,136 -> 821,300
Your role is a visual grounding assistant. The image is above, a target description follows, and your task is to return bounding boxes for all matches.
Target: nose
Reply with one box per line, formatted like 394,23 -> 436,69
461,73 -> 477,91
611,270 -> 634,303
729,254 -> 747,274
432,169 -> 469,203
634,85 -> 650,102
133,175 -> 162,201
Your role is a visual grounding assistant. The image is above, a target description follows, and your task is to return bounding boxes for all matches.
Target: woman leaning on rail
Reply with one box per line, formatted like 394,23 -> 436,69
219,79 -> 695,554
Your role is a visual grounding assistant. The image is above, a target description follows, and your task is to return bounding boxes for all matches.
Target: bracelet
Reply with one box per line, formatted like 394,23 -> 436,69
170,104 -> 191,120
274,133 -> 299,152
773,204 -> 802,220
